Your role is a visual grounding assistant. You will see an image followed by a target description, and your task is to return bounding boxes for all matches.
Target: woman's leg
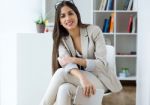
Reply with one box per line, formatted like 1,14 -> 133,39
55,83 -> 76,105
40,68 -> 79,105
40,68 -> 107,105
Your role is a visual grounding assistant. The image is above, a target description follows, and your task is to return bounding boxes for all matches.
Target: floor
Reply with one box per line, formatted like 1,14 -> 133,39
102,84 -> 136,105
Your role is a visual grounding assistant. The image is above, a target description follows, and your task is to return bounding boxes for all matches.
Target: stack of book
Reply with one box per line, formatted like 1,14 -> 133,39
99,0 -> 114,10
102,13 -> 114,33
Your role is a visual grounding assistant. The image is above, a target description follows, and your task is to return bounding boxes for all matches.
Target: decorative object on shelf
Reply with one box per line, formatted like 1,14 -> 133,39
35,15 -> 45,33
119,67 -> 129,77
44,20 -> 54,33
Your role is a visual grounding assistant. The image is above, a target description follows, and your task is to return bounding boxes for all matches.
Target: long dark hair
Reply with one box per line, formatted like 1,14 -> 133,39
52,1 -> 88,74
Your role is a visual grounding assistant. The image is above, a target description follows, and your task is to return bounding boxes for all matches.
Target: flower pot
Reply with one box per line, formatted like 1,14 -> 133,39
36,24 -> 45,33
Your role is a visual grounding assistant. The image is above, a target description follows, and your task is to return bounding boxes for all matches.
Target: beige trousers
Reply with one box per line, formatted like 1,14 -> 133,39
40,68 -> 107,105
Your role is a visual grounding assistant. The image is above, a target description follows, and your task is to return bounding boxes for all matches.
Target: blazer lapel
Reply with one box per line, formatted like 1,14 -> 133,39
63,36 -> 76,57
80,27 -> 88,58
62,27 -> 89,58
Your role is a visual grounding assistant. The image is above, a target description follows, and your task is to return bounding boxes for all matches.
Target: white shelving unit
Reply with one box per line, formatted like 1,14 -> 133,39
17,33 -> 53,105
92,0 -> 138,81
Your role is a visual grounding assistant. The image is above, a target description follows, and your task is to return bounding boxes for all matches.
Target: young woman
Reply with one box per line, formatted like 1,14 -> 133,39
40,1 -> 122,105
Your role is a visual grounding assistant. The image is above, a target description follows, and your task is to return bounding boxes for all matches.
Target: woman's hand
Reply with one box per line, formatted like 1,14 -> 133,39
69,69 -> 96,97
57,56 -> 74,66
79,74 -> 96,97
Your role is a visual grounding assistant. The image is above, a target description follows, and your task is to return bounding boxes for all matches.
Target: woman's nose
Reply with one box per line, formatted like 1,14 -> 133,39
65,15 -> 71,20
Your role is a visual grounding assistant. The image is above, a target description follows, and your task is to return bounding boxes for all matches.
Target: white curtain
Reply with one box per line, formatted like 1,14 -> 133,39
137,0 -> 150,105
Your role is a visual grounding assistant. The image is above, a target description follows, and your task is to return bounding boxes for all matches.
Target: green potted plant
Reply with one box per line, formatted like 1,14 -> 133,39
35,16 -> 45,33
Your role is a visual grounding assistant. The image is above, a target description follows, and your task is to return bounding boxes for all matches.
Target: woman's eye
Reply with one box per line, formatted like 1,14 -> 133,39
68,12 -> 74,15
60,14 -> 65,18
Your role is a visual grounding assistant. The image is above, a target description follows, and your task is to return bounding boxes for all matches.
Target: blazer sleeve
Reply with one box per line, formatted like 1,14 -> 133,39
85,26 -> 107,72
58,42 -> 78,73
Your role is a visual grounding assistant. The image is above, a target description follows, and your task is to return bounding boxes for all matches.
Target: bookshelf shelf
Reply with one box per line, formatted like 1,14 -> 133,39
116,10 -> 138,13
92,0 -> 138,82
116,55 -> 137,58
118,76 -> 136,81
93,10 -> 114,13
116,33 -> 137,35
103,33 -> 114,35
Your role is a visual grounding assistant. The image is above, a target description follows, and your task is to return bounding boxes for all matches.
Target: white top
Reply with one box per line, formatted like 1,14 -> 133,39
75,50 -> 84,70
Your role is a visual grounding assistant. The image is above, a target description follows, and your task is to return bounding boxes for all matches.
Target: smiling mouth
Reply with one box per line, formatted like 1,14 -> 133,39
66,21 -> 73,26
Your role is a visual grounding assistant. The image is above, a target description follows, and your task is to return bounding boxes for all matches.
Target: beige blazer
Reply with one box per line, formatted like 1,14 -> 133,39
58,25 -> 122,93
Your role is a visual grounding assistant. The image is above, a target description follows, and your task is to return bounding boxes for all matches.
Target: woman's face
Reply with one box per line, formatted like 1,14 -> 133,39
59,6 -> 78,31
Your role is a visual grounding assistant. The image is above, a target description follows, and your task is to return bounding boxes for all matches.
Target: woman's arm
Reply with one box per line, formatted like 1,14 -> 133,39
58,42 -> 79,72
58,56 -> 87,67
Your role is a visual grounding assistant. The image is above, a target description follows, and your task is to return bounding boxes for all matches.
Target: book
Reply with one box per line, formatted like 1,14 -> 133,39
109,13 -> 114,32
103,18 -> 110,32
99,0 -> 108,10
127,0 -> 133,10
131,15 -> 137,33
123,0 -> 130,10
104,0 -> 108,10
127,15 -> 133,33
105,19 -> 110,32
102,18 -> 107,32
108,16 -> 112,32
73,86 -> 104,105
117,0 -> 130,10
106,0 -> 114,10
99,0 -> 104,10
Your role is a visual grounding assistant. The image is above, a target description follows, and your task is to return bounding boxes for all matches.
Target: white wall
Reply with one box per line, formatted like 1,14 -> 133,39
74,0 -> 93,24
0,0 -> 42,33
0,0 -> 42,105
17,33 -> 52,105
137,0 -> 150,105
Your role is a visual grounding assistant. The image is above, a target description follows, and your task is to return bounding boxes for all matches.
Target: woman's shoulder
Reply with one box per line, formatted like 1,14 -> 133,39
86,25 -> 103,38
87,24 -> 102,32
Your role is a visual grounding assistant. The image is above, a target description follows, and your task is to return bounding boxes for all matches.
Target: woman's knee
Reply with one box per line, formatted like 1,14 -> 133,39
53,68 -> 65,77
58,83 -> 75,97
